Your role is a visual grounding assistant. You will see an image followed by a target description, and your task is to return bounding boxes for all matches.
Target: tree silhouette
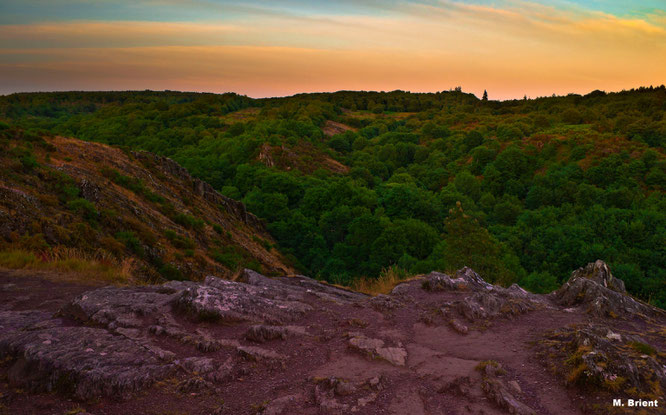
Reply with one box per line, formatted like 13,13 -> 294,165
482,90 -> 488,101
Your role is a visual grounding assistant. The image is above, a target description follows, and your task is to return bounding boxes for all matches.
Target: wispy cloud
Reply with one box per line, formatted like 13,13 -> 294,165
0,0 -> 664,98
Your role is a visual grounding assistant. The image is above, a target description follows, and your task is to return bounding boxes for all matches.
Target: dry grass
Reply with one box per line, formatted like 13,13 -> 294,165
0,246 -> 137,285
349,266 -> 422,296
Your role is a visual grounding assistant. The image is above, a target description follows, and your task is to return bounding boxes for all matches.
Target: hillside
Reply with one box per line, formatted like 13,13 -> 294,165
0,88 -> 665,306
0,261 -> 663,414
0,127 -> 292,283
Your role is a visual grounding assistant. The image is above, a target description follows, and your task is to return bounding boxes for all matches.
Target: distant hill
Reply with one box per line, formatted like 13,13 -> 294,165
0,87 -> 664,306
0,127 -> 292,282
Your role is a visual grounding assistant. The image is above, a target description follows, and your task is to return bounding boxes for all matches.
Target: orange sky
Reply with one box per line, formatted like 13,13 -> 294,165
0,1 -> 664,99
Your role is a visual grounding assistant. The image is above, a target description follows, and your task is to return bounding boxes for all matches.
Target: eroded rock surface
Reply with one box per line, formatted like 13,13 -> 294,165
0,261 -> 663,415
553,260 -> 663,318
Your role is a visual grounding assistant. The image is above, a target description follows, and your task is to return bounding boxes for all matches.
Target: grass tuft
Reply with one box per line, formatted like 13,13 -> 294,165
349,266 -> 419,296
0,247 -> 136,284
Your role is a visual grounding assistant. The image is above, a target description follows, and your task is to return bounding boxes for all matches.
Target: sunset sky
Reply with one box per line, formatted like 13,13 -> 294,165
1,0 -> 664,99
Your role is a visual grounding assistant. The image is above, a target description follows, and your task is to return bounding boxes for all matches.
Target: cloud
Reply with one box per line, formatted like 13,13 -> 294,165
0,21 -> 243,49
0,0 -> 664,98
2,44 -> 664,99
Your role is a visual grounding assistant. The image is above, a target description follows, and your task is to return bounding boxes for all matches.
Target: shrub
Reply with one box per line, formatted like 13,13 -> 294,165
629,341 -> 656,356
159,263 -> 184,281
174,213 -> 204,230
66,198 -> 98,220
210,246 -> 244,269
164,229 -> 195,249
115,231 -> 144,257
20,154 -> 38,171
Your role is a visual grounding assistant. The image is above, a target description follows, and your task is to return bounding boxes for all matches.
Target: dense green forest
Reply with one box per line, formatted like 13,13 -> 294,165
1,87 -> 665,306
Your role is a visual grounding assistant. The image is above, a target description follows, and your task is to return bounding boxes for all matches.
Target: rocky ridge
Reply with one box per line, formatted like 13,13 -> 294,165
0,261 -> 664,415
0,133 -> 292,281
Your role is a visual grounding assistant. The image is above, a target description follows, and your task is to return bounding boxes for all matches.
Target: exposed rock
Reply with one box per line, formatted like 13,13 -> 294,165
452,289 -> 537,323
279,275 -> 368,304
421,271 -> 468,292
348,334 -> 407,366
245,325 -> 289,343
245,325 -> 306,343
0,326 -> 173,399
448,318 -> 469,335
0,262 -> 663,415
260,394 -> 303,415
438,376 -> 473,396
237,346 -> 285,362
482,377 -> 536,415
553,260 -> 661,318
175,277 -> 311,324
79,178 -> 100,202
0,310 -> 55,333
178,357 -> 216,374
508,380 -> 522,394
368,294 -> 402,311
314,383 -> 349,413
334,379 -> 357,396
540,324 -> 665,396
480,362 -> 536,415
62,285 -> 183,329
177,376 -> 211,393
136,151 -> 264,229
575,260 -> 626,293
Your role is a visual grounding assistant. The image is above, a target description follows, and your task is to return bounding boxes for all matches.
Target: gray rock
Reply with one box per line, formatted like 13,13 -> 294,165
348,334 -> 407,366
335,380 -> 357,396
0,326 -> 173,399
482,377 -> 536,415
368,294 -> 402,311
237,346 -> 285,362
448,318 -> 469,334
0,310 -> 56,333
545,324 -> 665,394
245,325 -> 306,343
261,394 -> 303,415
553,260 -> 661,318
175,278 -> 312,324
62,285 -> 184,329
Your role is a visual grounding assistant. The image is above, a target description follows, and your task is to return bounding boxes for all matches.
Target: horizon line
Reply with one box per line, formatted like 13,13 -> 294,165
1,85 -> 665,102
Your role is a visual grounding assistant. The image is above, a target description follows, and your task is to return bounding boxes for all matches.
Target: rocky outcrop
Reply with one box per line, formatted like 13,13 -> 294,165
0,324 -> 174,399
539,324 -> 665,397
416,268 -> 544,325
135,151 -> 262,229
553,260 -> 662,318
175,277 -> 312,324
0,261 -> 663,415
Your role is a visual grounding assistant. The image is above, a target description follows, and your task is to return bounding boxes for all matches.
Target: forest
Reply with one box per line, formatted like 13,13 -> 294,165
1,87 -> 664,306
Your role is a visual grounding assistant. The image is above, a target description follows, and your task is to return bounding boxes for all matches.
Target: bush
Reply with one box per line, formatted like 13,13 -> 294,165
115,231 -> 144,257
174,213 -> 204,230
20,154 -> 38,171
164,229 -> 195,249
210,246 -> 244,269
66,198 -> 98,220
159,263 -> 184,281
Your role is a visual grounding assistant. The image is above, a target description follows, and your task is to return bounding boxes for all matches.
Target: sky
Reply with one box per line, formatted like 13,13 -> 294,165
0,0 -> 664,99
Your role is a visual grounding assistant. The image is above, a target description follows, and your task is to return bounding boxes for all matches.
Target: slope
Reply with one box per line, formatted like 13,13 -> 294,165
0,127 -> 292,283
